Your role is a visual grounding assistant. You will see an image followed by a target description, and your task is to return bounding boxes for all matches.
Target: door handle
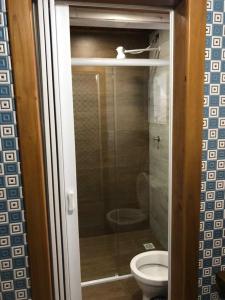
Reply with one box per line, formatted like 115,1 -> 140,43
67,191 -> 75,213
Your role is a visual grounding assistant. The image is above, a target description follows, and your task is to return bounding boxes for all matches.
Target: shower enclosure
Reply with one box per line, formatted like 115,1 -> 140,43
73,64 -> 169,283
39,4 -> 173,300
69,37 -> 171,298
68,19 -> 171,286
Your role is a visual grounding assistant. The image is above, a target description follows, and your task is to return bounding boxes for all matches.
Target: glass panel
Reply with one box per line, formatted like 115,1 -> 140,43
72,67 -> 118,282
112,66 -> 169,276
115,61 -> 169,276
148,64 -> 169,251
72,63 -> 169,281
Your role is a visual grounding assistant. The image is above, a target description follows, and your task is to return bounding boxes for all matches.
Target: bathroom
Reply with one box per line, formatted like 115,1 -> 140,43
3,0 -> 221,300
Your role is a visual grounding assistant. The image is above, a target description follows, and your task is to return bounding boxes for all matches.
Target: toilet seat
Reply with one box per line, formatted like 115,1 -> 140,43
139,264 -> 168,281
130,251 -> 168,286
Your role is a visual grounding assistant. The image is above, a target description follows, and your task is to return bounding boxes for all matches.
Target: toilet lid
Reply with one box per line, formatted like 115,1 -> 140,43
136,172 -> 149,214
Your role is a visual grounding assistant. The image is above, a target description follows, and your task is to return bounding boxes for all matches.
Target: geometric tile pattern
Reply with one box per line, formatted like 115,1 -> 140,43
199,0 -> 225,299
0,1 -> 31,299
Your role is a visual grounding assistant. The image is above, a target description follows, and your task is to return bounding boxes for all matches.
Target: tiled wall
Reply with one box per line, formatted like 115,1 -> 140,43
149,30 -> 169,250
73,66 -> 149,237
0,1 -> 31,299
199,0 -> 225,299
73,71 -> 106,237
71,30 -> 150,237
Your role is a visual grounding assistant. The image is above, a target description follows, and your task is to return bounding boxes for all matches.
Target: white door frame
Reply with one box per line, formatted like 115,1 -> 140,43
53,4 -> 82,300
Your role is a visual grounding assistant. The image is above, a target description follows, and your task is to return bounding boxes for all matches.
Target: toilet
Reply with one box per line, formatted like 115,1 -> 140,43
106,172 -> 149,232
130,251 -> 168,300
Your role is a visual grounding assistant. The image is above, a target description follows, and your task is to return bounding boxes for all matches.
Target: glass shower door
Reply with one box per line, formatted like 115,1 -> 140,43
72,64 -> 169,282
72,67 -> 118,282
72,65 -> 154,282
112,66 -> 169,276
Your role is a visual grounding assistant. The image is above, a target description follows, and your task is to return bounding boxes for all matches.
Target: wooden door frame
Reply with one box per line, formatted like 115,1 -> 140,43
172,0 -> 206,299
6,1 -> 54,300
6,0 -> 206,300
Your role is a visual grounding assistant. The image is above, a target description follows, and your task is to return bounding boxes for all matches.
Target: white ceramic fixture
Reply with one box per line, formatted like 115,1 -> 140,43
130,250 -> 168,300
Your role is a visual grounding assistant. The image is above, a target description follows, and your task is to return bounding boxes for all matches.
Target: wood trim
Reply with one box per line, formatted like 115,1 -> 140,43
172,0 -> 206,299
60,0 -> 182,8
6,1 -> 53,300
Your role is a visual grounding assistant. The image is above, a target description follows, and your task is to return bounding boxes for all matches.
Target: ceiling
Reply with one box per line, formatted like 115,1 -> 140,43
70,7 -> 170,30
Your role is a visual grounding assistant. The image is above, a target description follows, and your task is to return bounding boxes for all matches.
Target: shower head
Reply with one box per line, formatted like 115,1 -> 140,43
116,45 -> 160,59
116,33 -> 160,59
116,46 -> 126,59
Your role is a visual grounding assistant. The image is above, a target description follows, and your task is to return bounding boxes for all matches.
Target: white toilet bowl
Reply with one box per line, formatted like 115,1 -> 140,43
130,251 -> 168,300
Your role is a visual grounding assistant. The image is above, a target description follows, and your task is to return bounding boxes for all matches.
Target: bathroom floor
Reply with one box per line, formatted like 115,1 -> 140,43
80,229 -> 163,282
82,277 -> 167,300
82,277 -> 142,300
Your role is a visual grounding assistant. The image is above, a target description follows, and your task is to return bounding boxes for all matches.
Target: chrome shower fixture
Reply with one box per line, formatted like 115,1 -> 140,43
116,45 -> 160,59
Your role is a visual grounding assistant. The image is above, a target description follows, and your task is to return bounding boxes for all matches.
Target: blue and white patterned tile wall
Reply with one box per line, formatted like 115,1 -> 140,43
0,1 -> 31,300
199,0 -> 225,299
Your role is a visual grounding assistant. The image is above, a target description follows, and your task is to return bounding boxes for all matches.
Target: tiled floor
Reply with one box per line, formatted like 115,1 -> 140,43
82,277 -> 142,300
82,278 -> 168,300
80,229 -> 163,282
